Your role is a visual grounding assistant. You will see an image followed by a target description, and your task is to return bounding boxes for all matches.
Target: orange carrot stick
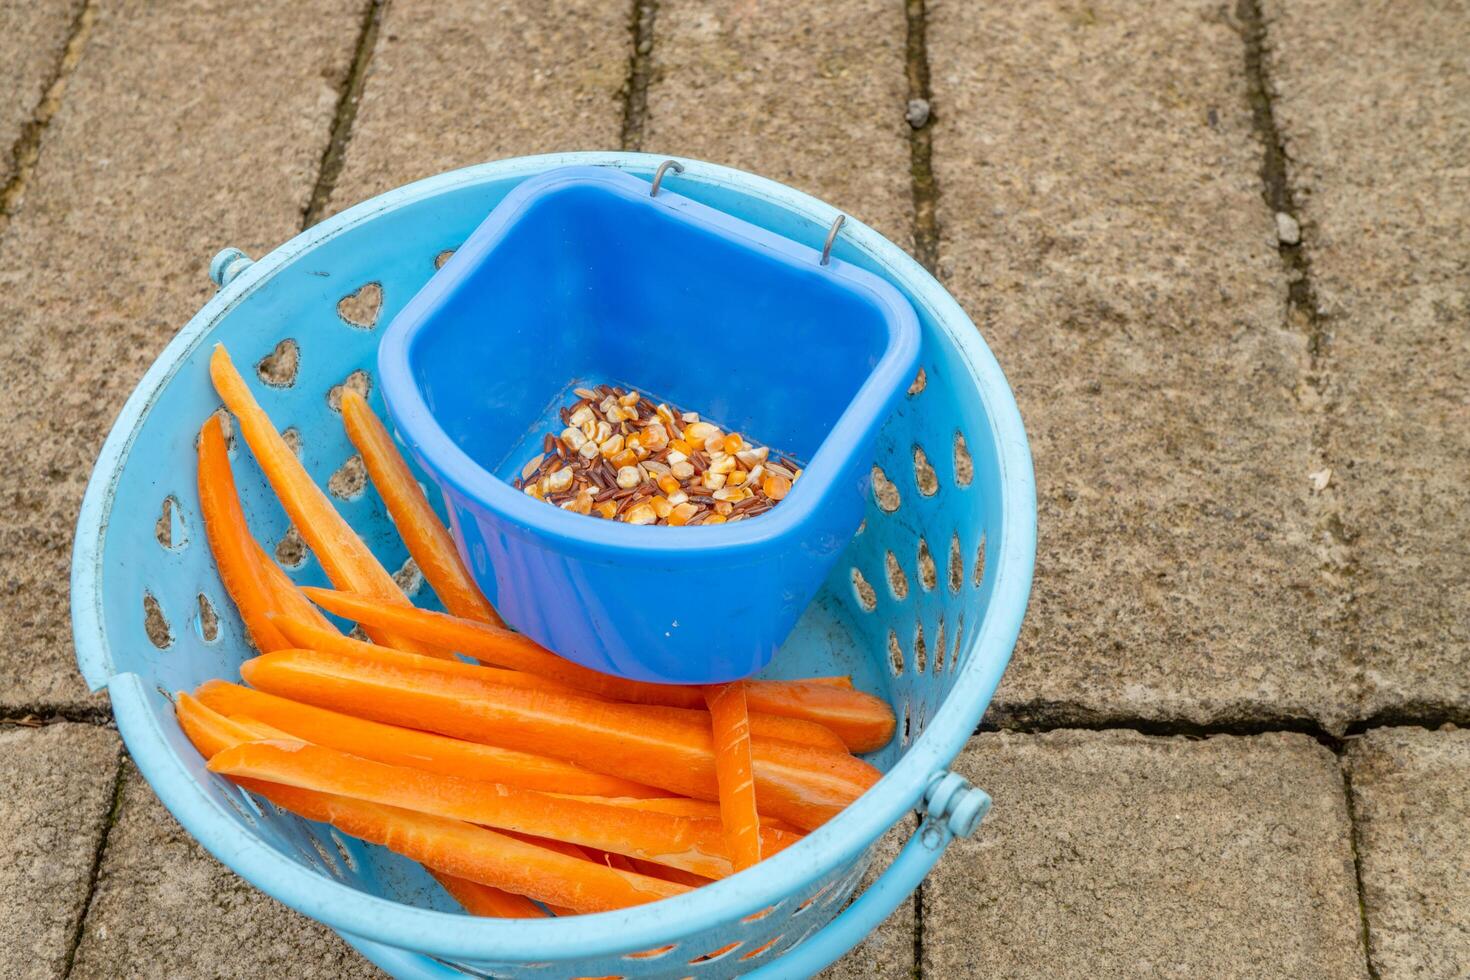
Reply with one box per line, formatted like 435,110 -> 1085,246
304,588 -> 895,751
195,680 -> 663,798
250,540 -> 341,637
241,649 -> 880,830
207,345 -> 435,656
209,739 -> 798,879
271,615 -> 586,694
553,795 -> 802,833
628,858 -> 715,889
176,691 -> 271,759
629,704 -> 846,753
705,682 -> 762,872
340,390 -> 505,629
196,417 -> 288,652
430,870 -> 546,918
235,780 -> 687,914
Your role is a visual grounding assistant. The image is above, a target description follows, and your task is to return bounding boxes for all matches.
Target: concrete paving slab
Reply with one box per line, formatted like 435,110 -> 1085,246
0,0 -> 83,187
0,0 -> 362,715
925,729 -> 1367,979
819,821 -> 914,979
927,0 -> 1348,730
643,0 -> 913,248
68,761 -> 382,979
1262,0 -> 1470,721
327,0 -> 630,215
1344,726 -> 1470,979
0,723 -> 121,980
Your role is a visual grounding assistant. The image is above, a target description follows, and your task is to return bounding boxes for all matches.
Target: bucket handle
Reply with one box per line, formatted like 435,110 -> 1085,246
744,769 -> 990,979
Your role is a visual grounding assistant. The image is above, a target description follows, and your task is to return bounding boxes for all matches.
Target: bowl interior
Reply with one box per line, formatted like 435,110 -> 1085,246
396,169 -> 909,478
76,157 -> 1021,973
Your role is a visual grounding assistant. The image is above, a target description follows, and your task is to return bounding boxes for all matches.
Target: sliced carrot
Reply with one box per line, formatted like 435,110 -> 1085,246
628,858 -> 715,889
233,780 -> 688,914
196,417 -> 288,653
176,691 -> 270,759
207,345 -> 435,656
241,649 -> 881,830
705,682 -> 762,872
209,739 -> 799,879
553,795 -> 802,834
250,539 -> 341,637
195,680 -> 663,798
304,588 -> 895,751
272,615 -> 586,697
340,389 -> 505,629
430,870 -> 546,919
630,704 -> 846,753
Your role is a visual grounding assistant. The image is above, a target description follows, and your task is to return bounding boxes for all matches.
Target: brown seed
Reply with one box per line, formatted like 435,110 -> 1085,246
594,486 -> 619,503
543,433 -> 555,453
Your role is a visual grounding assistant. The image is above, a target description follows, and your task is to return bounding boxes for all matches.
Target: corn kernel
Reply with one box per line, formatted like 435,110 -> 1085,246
670,439 -> 693,456
735,446 -> 768,467
598,434 -> 624,458
641,423 -> 668,451
657,473 -> 681,496
523,483 -> 543,499
712,486 -> 741,502
715,501 -> 734,515
667,489 -> 689,506
667,502 -> 699,525
684,421 -> 718,442
545,468 -> 574,493
710,455 -> 736,476
578,440 -> 600,459
652,495 -> 674,518
670,460 -> 695,480
616,465 -> 641,489
561,427 -> 587,451
619,391 -> 641,407
703,433 -> 726,454
569,405 -> 594,427
722,433 -> 744,454
595,501 -> 619,519
702,470 -> 727,491
568,489 -> 594,515
624,502 -> 656,525
593,420 -> 612,444
762,475 -> 792,500
612,449 -> 639,468
703,514 -> 727,525
729,468 -> 748,486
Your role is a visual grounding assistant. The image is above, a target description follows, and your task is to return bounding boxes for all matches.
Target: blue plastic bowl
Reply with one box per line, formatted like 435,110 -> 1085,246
378,166 -> 921,684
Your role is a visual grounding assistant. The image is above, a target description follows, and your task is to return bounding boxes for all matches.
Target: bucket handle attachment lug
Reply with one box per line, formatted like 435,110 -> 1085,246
649,159 -> 683,197
210,247 -> 254,288
820,214 -> 846,266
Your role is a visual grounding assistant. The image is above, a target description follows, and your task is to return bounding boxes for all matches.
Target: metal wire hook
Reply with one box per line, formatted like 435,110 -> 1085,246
821,214 -> 846,266
650,159 -> 683,197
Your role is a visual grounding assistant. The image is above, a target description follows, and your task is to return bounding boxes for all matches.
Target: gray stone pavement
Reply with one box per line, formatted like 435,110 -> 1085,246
1,0 -> 1468,976
1264,0 -> 1470,721
0,724 -> 120,980
1345,727 -> 1470,980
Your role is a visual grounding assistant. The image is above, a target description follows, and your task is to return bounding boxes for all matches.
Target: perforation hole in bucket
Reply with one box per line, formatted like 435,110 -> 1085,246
154,496 -> 187,551
913,621 -> 927,672
255,338 -> 300,387
329,829 -> 359,872
195,594 -> 220,643
306,832 -> 344,879
974,532 -> 987,587
434,249 -> 455,269
871,465 -> 900,512
327,369 -> 372,412
915,701 -> 930,737
913,445 -> 939,496
885,627 -> 905,676
337,282 -> 383,329
793,882 -> 832,915
948,532 -> 964,593
219,789 -> 256,827
199,409 -> 235,450
850,567 -> 877,612
143,593 -> 172,649
689,942 -> 740,965
623,944 -> 677,962
740,937 -> 783,962
916,538 -> 936,591
328,455 -> 367,500
394,557 -> 424,597
934,616 -> 947,672
951,613 -> 965,672
741,905 -> 777,924
953,431 -> 974,487
282,427 -> 303,457
275,526 -> 307,568
907,367 -> 926,396
900,702 -> 912,747
884,551 -> 908,601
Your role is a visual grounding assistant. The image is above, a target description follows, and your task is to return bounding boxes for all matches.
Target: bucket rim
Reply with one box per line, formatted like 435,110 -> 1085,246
72,150 -> 1037,962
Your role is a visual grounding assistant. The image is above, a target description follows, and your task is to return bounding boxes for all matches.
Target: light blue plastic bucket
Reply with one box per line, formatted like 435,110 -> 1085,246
71,152 -> 1035,978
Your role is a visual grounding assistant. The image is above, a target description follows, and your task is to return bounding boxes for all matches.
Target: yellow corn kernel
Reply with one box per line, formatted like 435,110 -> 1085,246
595,501 -> 619,520
671,438 -> 693,456
651,495 -> 674,519
657,473 -> 681,496
763,475 -> 792,500
703,514 -> 727,525
722,433 -> 744,454
684,421 -> 718,443
667,502 -> 699,526
625,502 -> 657,525
729,468 -> 748,486
714,501 -> 734,516
612,449 -> 639,469
702,470 -> 727,491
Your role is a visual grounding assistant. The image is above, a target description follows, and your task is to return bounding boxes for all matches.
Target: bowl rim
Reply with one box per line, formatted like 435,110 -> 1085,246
377,164 -> 922,560
72,151 -> 1037,962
